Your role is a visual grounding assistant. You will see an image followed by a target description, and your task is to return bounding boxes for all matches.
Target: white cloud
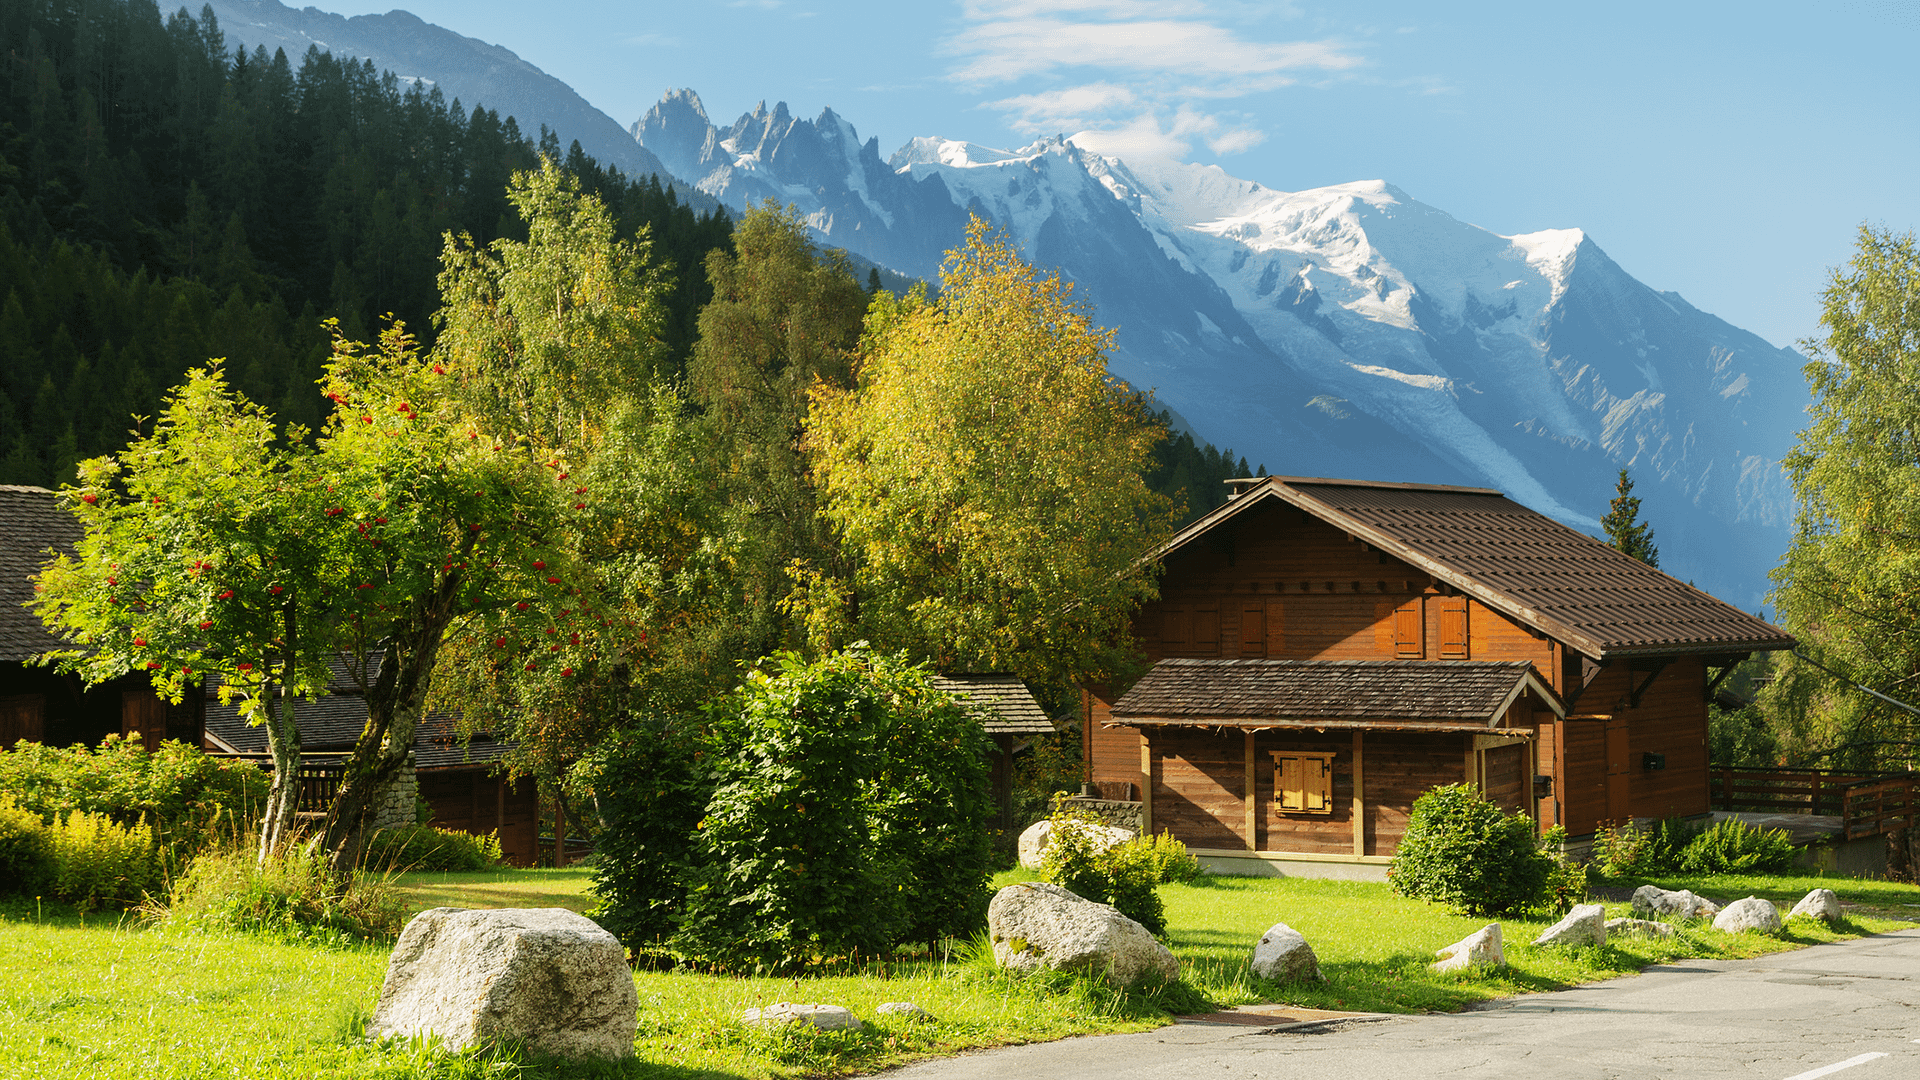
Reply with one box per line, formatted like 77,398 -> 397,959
989,83 -> 1138,134
947,17 -> 1358,86
1066,104 -> 1266,162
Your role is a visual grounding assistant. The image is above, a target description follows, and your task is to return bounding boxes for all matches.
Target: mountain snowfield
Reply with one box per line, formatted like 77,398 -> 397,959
639,91 -> 1805,608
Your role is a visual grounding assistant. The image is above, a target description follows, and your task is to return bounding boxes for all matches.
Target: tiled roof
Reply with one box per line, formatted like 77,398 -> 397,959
931,673 -> 1055,734
1111,658 -> 1555,730
204,663 -> 510,771
1163,477 -> 1794,660
0,486 -> 82,663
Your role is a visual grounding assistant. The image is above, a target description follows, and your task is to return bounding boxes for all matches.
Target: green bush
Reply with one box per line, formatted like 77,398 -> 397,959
578,714 -> 715,953
1038,809 -> 1200,936
1538,827 -> 1588,912
45,808 -> 161,911
1388,784 -> 1551,916
0,795 -> 53,895
1591,817 -> 1703,878
361,825 -> 504,872
1678,818 -> 1797,874
669,649 -> 995,973
160,843 -> 409,942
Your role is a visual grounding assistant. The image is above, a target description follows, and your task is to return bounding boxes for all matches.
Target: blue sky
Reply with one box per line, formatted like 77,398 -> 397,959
327,0 -> 1918,351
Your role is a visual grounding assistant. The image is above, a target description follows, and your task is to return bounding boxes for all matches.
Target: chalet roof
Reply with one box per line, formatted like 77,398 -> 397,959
1111,658 -> 1559,732
204,661 -> 510,771
1159,476 -> 1793,661
931,673 -> 1055,734
0,486 -> 82,663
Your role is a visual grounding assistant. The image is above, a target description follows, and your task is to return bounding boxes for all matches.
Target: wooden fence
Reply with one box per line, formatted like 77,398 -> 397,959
1711,766 -> 1918,840
1842,777 -> 1918,841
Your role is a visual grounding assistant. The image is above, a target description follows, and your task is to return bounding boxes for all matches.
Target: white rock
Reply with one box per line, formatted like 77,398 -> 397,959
1431,923 -> 1504,972
1017,818 -> 1136,870
740,1003 -> 864,1031
1788,888 -> 1843,924
1605,917 -> 1677,939
875,1002 -> 934,1021
987,882 -> 1178,988
1249,922 -> 1322,982
1631,885 -> 1720,920
368,907 -> 636,1060
1532,903 -> 1607,948
1713,896 -> 1784,935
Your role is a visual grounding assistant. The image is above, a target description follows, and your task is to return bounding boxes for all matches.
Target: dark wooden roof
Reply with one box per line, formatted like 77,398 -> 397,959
1159,476 -> 1794,661
1111,658 -> 1561,732
0,486 -> 81,663
931,673 -> 1055,734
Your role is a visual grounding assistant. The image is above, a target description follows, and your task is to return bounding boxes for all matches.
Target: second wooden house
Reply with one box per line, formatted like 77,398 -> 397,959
1084,476 -> 1793,878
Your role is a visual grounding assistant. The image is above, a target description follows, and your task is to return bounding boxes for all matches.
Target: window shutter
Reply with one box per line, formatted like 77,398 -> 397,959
1305,757 -> 1330,812
1240,603 -> 1265,657
1278,756 -> 1304,811
1193,605 -> 1220,655
1394,597 -> 1425,658
1161,605 -> 1189,647
1439,597 -> 1470,659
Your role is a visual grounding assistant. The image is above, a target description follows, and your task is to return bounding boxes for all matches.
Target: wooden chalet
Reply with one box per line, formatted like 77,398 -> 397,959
1085,475 -> 1795,878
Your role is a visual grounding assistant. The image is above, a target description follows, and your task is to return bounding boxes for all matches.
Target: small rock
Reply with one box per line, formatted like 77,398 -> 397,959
1788,888 -> 1843,924
1712,896 -> 1784,935
988,882 -> 1178,988
875,1002 -> 934,1021
367,907 -> 636,1061
741,1003 -> 864,1032
1431,923 -> 1504,973
1605,917 -> 1677,939
1631,885 -> 1720,920
1017,818 -> 1136,870
1250,922 -> 1323,982
1532,903 -> 1607,948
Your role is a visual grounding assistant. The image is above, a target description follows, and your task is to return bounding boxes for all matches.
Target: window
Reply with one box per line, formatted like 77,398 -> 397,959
1439,596 -> 1469,659
1393,597 -> 1424,658
1272,751 -> 1335,814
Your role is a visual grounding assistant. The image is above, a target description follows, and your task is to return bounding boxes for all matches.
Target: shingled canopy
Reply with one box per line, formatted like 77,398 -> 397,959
0,485 -> 82,664
930,674 -> 1055,734
1158,476 -> 1794,660
1111,658 -> 1563,734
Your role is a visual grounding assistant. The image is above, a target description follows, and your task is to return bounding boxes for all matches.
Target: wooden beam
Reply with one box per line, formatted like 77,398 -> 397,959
1351,730 -> 1365,857
1140,734 -> 1154,837
1465,734 -> 1478,790
1628,659 -> 1670,708
1704,653 -> 1749,700
1244,730 -> 1257,852
1564,655 -> 1611,711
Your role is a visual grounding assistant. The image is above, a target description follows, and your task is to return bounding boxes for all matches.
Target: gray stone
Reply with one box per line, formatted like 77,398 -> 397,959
1532,903 -> 1607,948
1016,818 -> 1136,871
1431,923 -> 1504,972
740,1003 -> 864,1031
1788,888 -> 1843,924
368,907 -> 636,1060
1631,885 -> 1721,920
1713,896 -> 1784,935
875,1002 -> 935,1021
1605,917 -> 1678,939
1249,922 -> 1322,982
988,882 -> 1179,988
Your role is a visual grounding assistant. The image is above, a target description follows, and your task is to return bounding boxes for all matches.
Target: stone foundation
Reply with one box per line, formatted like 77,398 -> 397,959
370,764 -> 419,833
1050,795 -> 1144,833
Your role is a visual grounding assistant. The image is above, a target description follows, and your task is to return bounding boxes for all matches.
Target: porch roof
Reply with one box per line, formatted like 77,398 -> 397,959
1109,658 -> 1561,729
930,673 -> 1055,734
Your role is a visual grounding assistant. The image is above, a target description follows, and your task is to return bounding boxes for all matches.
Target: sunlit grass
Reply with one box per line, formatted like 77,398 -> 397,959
390,867 -> 596,914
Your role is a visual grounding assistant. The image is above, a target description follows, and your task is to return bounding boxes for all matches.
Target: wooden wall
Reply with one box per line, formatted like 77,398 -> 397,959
419,770 -> 540,868
1541,657 -> 1710,836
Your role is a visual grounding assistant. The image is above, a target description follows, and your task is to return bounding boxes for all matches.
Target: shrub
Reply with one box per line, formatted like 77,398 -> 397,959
1538,827 -> 1588,912
578,714 -> 715,953
45,808 -> 161,911
159,843 -> 409,942
1038,809 -> 1199,935
361,825 -> 504,872
1678,818 -> 1797,874
0,795 -> 53,895
1591,816 -> 1703,878
1389,784 -> 1551,916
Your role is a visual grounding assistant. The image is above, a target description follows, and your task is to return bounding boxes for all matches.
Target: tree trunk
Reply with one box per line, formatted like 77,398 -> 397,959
257,594 -> 304,864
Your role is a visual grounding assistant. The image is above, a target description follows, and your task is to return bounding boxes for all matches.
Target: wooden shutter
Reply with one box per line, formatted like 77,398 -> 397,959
0,695 -> 44,747
1439,597 -> 1469,659
1239,602 -> 1265,657
1304,756 -> 1331,813
1393,597 -> 1425,658
1161,605 -> 1189,648
1192,605 -> 1220,655
1273,752 -> 1335,815
1277,756 -> 1304,811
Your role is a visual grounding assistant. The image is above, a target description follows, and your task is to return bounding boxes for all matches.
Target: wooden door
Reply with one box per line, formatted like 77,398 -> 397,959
122,692 -> 166,751
1483,743 -> 1528,814
0,695 -> 44,747
1604,718 -> 1631,822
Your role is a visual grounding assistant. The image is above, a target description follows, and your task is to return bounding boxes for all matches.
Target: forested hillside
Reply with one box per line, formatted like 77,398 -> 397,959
0,0 -> 731,487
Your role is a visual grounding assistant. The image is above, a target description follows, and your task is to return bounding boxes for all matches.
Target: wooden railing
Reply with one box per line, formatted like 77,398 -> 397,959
293,759 -> 347,814
1711,766 -> 1919,840
1842,777 -> 1918,840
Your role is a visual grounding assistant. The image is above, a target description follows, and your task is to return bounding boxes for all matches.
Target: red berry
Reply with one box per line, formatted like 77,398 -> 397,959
470,524 -> 482,532
218,590 -> 234,599
198,620 -> 212,630
524,663 -> 536,672
431,364 -> 447,374
573,503 -> 585,510
515,602 -> 529,612
546,576 -> 560,585
358,583 -> 374,590
561,668 -> 573,677
146,662 -> 159,669
494,638 -> 506,648
133,638 -> 146,647
238,662 -> 253,671
549,644 -> 560,652
361,416 -> 373,424
544,627 -> 556,636
375,517 -> 387,525
532,561 -> 546,570
81,493 -> 97,504
271,586 -> 284,595
396,402 -> 412,412
575,487 -> 587,495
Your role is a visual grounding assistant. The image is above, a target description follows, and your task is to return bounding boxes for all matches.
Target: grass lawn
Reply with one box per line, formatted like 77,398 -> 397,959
2,867 -> 1913,1079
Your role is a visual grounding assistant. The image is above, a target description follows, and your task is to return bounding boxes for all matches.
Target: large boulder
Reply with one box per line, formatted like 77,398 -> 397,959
368,907 -> 636,1060
987,882 -> 1178,988
1249,922 -> 1322,982
1017,818 -> 1136,870
1631,885 -> 1720,921
741,1003 -> 863,1031
1605,917 -> 1677,940
1713,896 -> 1784,935
1532,903 -> 1607,948
1789,888 -> 1843,924
1431,924 -> 1504,973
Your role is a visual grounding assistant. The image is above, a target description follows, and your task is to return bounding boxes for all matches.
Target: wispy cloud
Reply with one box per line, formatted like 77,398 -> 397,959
946,1 -> 1360,161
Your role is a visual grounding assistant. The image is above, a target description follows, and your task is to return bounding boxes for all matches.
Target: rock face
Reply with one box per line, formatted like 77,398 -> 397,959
1789,888 -> 1843,923
987,882 -> 1178,988
1432,924 -> 1504,972
1713,896 -> 1784,935
741,1003 -> 864,1031
368,907 -> 636,1060
1532,904 -> 1607,948
1016,818 -> 1136,870
1606,917 -> 1678,939
1632,885 -> 1721,920
1250,922 -> 1322,982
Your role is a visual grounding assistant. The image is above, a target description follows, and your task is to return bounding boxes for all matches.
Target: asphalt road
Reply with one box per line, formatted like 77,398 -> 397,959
883,928 -> 1920,1080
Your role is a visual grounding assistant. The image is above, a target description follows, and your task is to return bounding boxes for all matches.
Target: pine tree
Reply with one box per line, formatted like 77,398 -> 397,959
1601,468 -> 1659,567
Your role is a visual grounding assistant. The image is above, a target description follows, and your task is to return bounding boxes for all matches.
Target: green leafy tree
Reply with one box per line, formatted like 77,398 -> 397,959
1600,468 -> 1659,567
808,217 -> 1176,694
34,324 -> 581,873
1765,226 -> 1920,770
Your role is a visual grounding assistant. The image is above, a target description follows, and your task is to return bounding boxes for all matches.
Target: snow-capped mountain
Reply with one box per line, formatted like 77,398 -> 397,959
638,91 -> 1807,608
